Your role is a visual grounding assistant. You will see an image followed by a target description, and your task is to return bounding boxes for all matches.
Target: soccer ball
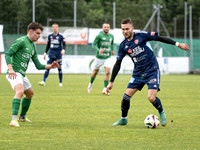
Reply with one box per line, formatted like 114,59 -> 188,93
144,114 -> 160,128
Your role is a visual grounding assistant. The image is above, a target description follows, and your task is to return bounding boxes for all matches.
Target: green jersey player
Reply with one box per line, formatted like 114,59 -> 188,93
87,23 -> 114,95
5,22 -> 59,127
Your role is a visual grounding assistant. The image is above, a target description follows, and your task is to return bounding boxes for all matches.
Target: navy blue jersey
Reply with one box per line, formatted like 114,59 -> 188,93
117,31 -> 159,76
48,33 -> 65,58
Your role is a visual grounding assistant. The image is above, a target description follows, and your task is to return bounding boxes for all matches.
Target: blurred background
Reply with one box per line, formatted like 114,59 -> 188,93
0,0 -> 200,73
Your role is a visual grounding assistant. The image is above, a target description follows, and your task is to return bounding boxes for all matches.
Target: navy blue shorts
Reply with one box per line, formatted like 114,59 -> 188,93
47,55 -> 62,65
127,70 -> 160,91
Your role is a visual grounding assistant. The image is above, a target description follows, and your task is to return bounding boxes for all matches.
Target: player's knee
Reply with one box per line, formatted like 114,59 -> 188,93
58,67 -> 62,72
26,91 -> 34,99
148,95 -> 156,103
105,70 -> 110,76
45,69 -> 50,73
15,90 -> 24,98
93,70 -> 99,76
123,93 -> 131,101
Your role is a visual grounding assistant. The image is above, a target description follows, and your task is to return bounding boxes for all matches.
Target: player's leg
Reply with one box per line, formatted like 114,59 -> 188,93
39,69 -> 50,86
148,89 -> 167,126
148,89 -> 163,112
39,58 -> 53,86
6,73 -> 24,127
147,71 -> 167,126
88,69 -> 99,93
19,77 -> 33,122
102,67 -> 110,95
10,84 -> 24,126
102,58 -> 112,95
57,59 -> 63,86
87,58 -> 102,93
112,88 -> 138,126
112,75 -> 145,126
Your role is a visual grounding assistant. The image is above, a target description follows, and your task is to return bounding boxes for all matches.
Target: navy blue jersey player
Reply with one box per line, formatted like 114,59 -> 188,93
39,23 -> 66,87
106,18 -> 190,126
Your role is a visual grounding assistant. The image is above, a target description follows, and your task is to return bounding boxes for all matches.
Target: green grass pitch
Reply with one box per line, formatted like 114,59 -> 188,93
0,74 -> 199,150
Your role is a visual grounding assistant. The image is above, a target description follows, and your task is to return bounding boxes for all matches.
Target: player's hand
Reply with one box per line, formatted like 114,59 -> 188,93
99,49 -> 104,54
8,69 -> 17,80
51,61 -> 60,68
43,53 -> 46,60
112,50 -> 115,55
61,49 -> 65,55
106,82 -> 113,94
178,43 -> 190,51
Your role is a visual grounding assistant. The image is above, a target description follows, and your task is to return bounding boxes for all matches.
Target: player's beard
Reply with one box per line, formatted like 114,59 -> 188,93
125,32 -> 133,40
104,30 -> 109,34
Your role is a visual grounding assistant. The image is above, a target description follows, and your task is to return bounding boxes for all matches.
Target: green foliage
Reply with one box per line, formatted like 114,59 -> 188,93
0,74 -> 200,149
0,0 -> 200,36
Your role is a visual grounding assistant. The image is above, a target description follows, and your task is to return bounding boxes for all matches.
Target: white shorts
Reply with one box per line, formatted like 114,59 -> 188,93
6,73 -> 31,91
93,57 -> 112,70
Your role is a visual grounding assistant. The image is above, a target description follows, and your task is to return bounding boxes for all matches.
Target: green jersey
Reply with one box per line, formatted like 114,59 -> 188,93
5,36 -> 46,77
92,32 -> 114,59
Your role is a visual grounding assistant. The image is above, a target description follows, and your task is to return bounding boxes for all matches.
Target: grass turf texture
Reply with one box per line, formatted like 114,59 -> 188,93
0,74 -> 199,150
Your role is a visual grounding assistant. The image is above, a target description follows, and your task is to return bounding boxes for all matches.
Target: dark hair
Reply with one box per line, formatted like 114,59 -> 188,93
102,22 -> 110,26
27,22 -> 43,32
52,23 -> 59,26
121,18 -> 133,25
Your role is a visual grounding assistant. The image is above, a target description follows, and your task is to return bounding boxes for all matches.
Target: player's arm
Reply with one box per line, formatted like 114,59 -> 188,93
106,59 -> 122,93
111,36 -> 115,55
110,59 -> 122,82
43,38 -> 50,60
5,50 -> 17,79
32,55 -> 46,70
5,49 -> 14,66
61,38 -> 66,55
5,39 -> 23,79
92,35 -> 100,52
32,55 -> 59,70
156,36 -> 190,51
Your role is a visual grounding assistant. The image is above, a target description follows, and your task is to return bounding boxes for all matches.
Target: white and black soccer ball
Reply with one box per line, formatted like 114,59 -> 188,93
144,114 -> 160,128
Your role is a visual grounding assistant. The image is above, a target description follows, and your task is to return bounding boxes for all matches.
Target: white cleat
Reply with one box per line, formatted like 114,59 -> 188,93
87,83 -> 92,93
38,81 -> 46,86
9,120 -> 20,127
18,117 -> 32,122
102,88 -> 110,96
59,83 -> 63,87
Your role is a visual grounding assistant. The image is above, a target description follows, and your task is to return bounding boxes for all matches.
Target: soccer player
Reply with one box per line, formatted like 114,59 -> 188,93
106,18 -> 190,126
5,22 -> 59,127
38,23 -> 66,87
87,23 -> 114,95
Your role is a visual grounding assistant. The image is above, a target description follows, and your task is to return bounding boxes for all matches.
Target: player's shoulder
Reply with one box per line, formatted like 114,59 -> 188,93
95,31 -> 103,39
48,33 -> 54,37
119,38 -> 128,48
108,33 -> 114,38
98,31 -> 104,36
58,33 -> 64,37
135,31 -> 157,37
134,30 -> 148,36
15,36 -> 27,44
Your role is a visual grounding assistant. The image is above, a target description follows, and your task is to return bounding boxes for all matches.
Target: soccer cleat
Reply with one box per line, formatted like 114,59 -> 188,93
59,83 -> 63,87
102,88 -> 110,96
87,83 -> 92,93
9,119 -> 20,127
112,118 -> 128,126
18,117 -> 32,122
159,111 -> 167,126
38,81 -> 45,86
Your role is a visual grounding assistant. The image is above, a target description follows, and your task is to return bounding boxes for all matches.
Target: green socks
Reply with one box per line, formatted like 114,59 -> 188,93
90,78 -> 108,88
12,98 -> 21,115
90,77 -> 95,84
104,80 -> 109,88
21,97 -> 31,116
